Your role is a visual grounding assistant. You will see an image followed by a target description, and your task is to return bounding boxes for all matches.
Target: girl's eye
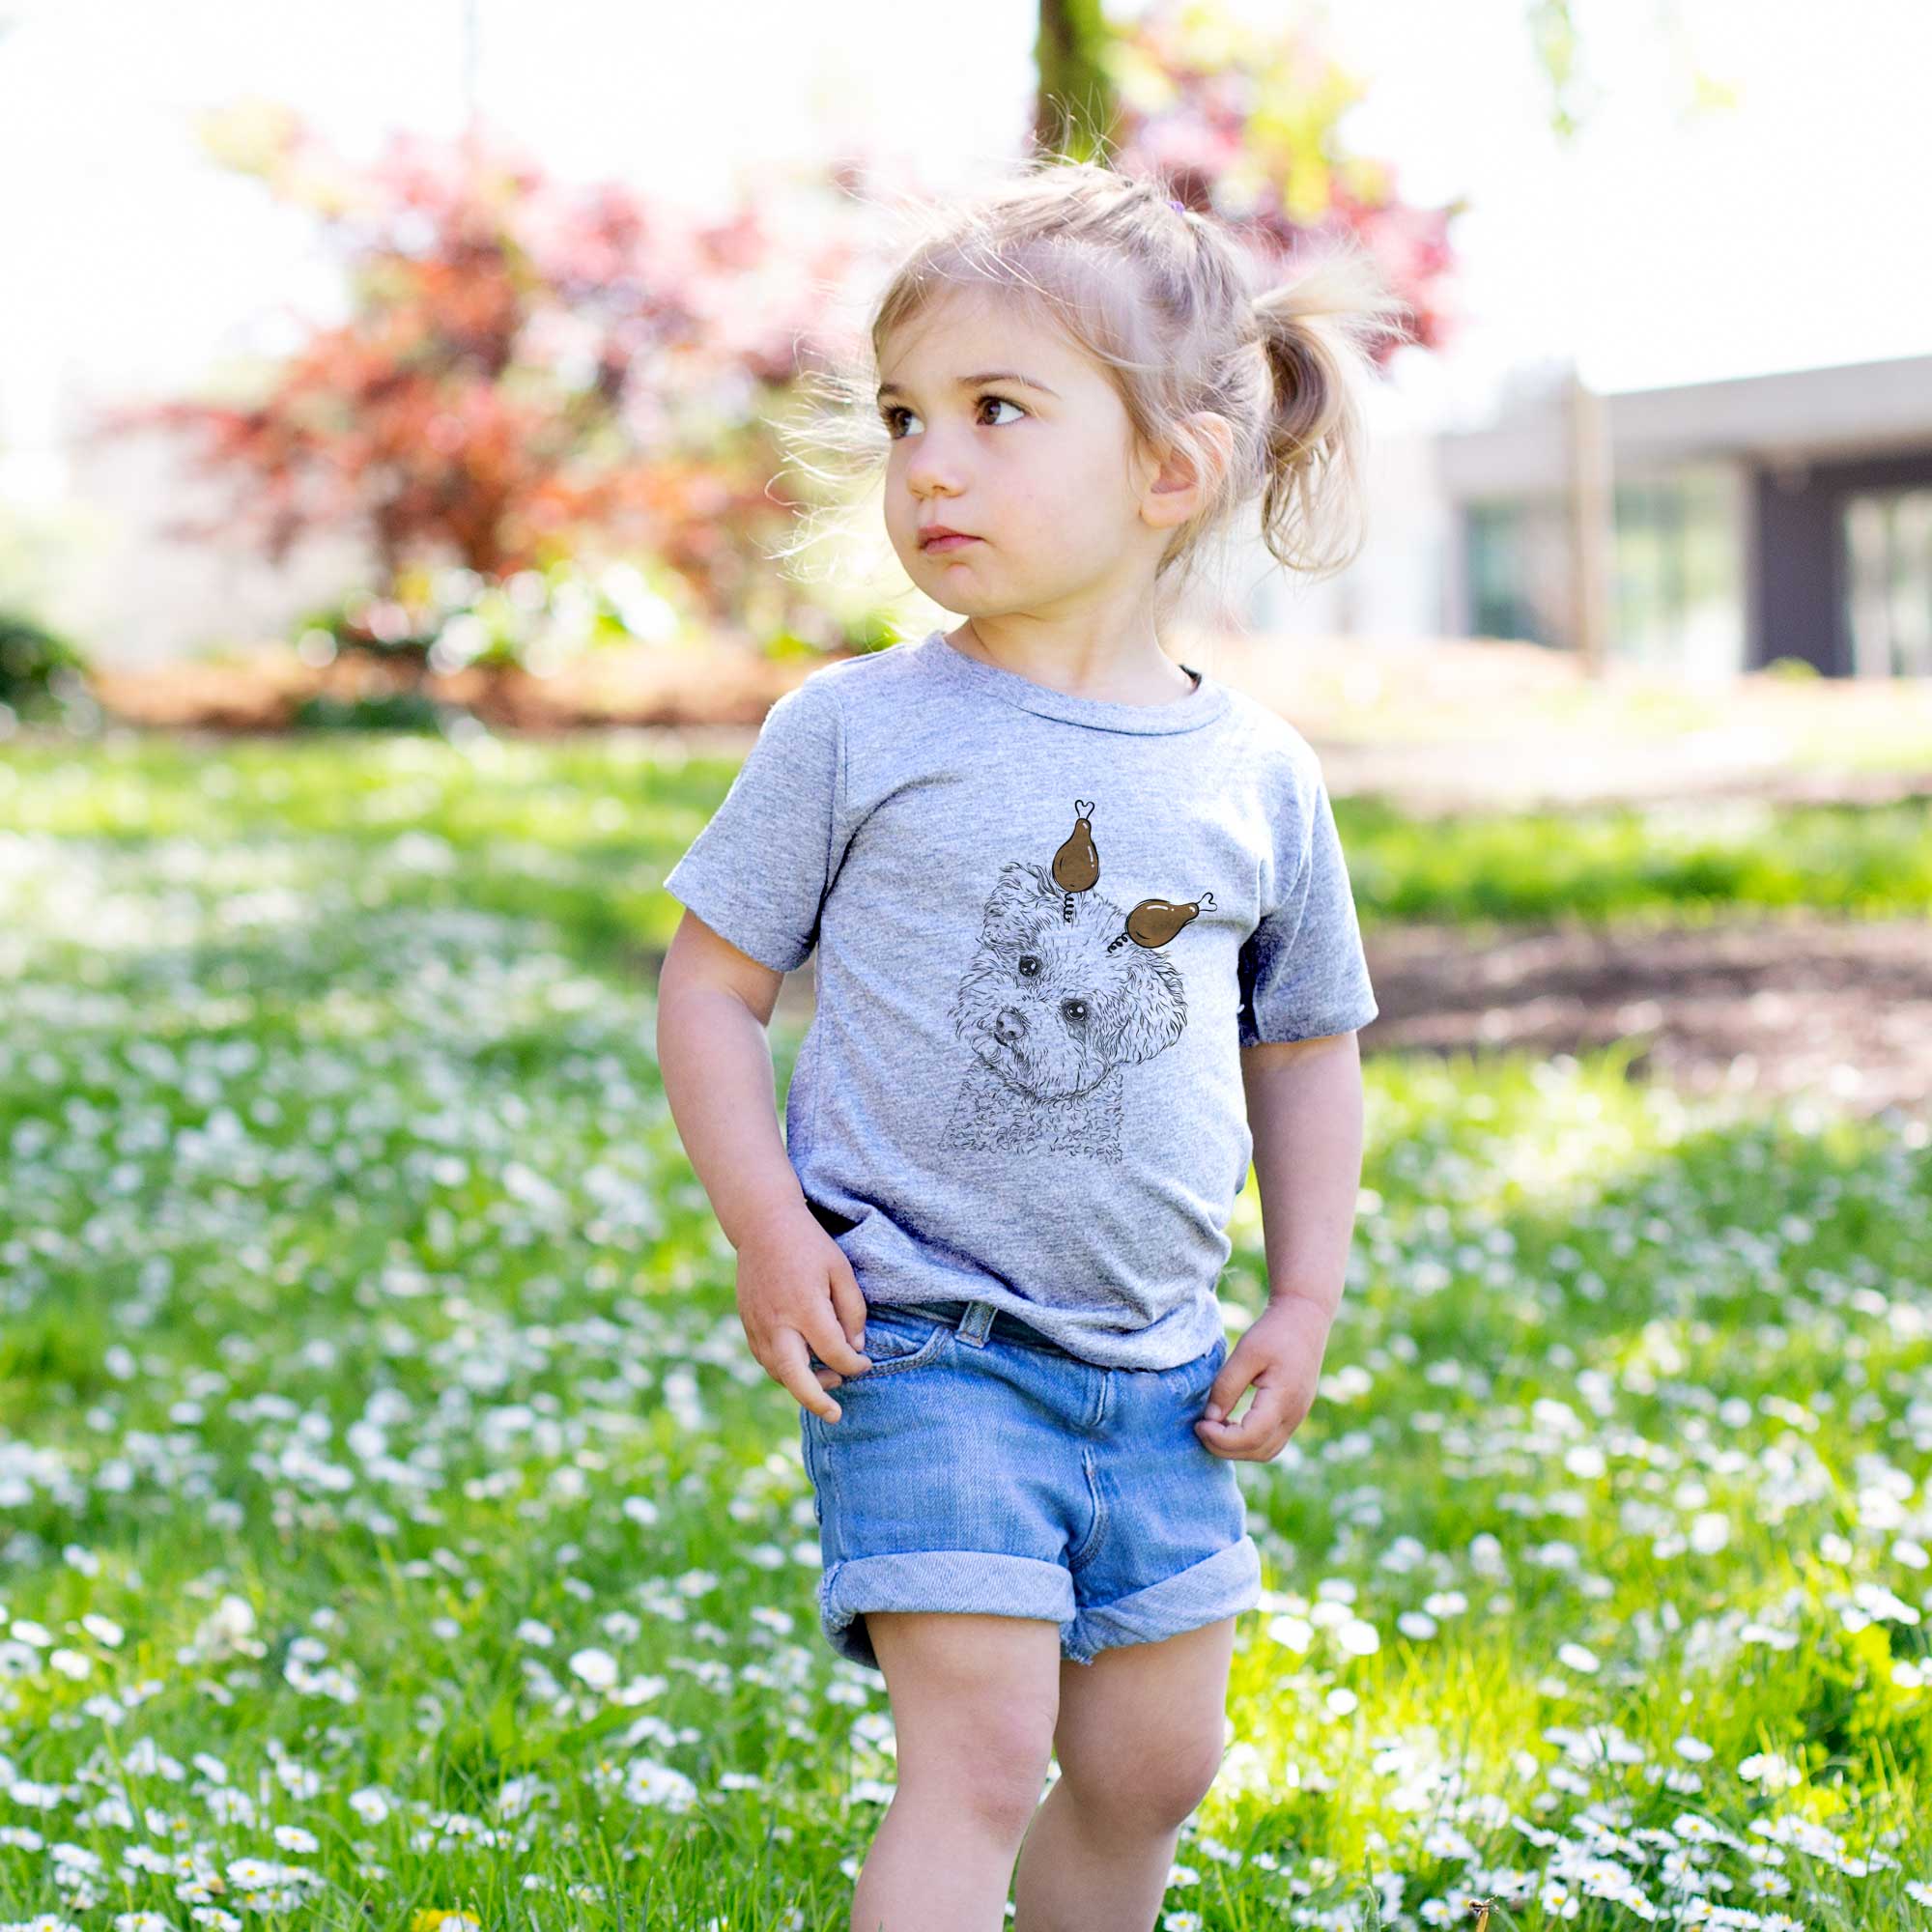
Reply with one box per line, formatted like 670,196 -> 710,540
880,394 -> 1027,440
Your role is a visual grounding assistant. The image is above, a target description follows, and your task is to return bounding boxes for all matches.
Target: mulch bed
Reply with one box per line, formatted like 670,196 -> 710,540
86,640 -> 817,732
1360,911 -> 1932,1124
760,910 -> 1930,1127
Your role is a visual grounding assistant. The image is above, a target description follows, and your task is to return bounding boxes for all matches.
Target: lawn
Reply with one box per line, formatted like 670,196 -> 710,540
0,732 -> 1926,1929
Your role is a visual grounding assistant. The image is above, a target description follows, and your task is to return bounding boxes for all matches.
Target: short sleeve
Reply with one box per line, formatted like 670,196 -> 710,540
1236,766 -> 1378,1047
662,677 -> 843,974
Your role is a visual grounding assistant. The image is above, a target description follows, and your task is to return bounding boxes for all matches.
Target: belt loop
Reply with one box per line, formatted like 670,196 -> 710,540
957,1301 -> 995,1348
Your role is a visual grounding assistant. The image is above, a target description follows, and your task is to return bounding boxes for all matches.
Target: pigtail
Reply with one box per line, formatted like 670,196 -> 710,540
1252,243 -> 1411,580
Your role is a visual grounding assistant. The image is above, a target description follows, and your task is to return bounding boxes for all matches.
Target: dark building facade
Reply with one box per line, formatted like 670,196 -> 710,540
1437,354 -> 1932,678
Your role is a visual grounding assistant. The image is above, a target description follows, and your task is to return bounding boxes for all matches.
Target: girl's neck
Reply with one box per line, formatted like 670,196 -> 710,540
949,618 -> 1197,707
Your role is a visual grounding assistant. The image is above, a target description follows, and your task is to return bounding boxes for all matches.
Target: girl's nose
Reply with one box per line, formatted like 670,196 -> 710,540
902,433 -> 967,497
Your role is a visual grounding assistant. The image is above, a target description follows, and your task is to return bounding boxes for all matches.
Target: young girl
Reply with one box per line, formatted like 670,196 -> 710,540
656,157 -> 1403,1932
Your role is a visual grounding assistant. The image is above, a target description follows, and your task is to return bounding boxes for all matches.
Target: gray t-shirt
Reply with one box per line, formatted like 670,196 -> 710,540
663,628 -> 1378,1370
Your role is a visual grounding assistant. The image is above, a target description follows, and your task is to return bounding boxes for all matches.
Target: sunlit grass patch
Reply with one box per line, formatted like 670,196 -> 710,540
1334,792 -> 1932,924
1215,1056 -> 1929,1927
4,736 -> 1930,961
0,742 -> 1925,1926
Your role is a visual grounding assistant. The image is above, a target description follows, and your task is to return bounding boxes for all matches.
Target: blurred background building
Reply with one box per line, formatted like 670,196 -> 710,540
24,347 -> 1932,682
1258,347 -> 1932,683
1435,351 -> 1932,681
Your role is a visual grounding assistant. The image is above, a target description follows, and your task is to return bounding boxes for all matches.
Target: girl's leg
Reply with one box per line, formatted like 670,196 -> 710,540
856,1609 -> 1064,1932
1010,1616 -> 1236,1932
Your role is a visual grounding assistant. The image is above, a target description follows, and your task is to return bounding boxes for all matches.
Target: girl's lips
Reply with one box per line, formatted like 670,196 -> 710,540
922,533 -> 980,554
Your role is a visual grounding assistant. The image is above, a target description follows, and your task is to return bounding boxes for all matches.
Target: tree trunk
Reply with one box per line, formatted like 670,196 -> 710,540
1034,0 -> 1119,160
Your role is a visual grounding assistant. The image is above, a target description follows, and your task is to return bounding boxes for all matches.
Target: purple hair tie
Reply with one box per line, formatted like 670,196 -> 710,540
1169,197 -> 1186,212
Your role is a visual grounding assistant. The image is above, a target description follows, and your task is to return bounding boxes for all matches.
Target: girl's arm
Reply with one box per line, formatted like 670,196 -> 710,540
1195,1031 -> 1366,1461
656,909 -> 872,1422
1238,1031 -> 1366,1321
657,910 -> 807,1245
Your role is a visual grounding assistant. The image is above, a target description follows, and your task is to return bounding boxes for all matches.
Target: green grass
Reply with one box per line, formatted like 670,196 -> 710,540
1334,793 -> 1932,925
2,734 -> 1928,958
0,736 -> 1926,1927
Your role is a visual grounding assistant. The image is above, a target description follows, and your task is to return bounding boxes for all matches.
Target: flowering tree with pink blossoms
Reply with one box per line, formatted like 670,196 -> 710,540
1094,0 -> 1465,362
83,105 -> 865,641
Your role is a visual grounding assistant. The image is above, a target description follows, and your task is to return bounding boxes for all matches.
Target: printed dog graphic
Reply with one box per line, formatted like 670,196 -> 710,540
943,801 -> 1214,1161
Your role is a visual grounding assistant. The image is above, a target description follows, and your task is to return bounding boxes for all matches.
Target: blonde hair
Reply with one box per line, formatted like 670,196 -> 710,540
774,152 -> 1413,622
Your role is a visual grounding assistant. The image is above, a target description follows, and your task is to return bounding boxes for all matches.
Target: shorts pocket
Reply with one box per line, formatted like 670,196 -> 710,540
1180,1332 -> 1229,1406
856,1304 -> 952,1377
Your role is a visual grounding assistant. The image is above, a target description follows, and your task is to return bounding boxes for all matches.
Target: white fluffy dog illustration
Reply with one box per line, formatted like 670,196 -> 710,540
943,859 -> 1192,1161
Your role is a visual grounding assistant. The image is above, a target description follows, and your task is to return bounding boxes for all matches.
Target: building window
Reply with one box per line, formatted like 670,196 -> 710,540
1844,487 -> 1932,676
1611,467 -> 1743,679
1464,469 -> 1743,675
1465,497 -> 1567,646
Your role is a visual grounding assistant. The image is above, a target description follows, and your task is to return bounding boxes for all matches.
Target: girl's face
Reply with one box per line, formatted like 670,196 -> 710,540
876,291 -> 1171,619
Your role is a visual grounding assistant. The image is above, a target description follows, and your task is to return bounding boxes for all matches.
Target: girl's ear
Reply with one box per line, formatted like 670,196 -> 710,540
1143,412 -> 1235,527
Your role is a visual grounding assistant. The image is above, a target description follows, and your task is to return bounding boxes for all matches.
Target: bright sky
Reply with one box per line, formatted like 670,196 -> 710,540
1,0 -> 1927,469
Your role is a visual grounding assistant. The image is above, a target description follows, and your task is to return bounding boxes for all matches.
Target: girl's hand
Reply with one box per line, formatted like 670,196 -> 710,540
1194,1295 -> 1334,1462
735,1206 -> 872,1423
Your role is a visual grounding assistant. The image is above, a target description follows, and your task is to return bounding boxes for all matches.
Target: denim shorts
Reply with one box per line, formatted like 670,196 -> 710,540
799,1296 -> 1262,1672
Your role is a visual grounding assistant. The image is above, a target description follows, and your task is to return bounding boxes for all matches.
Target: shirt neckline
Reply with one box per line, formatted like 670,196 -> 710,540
914,628 -> 1231,735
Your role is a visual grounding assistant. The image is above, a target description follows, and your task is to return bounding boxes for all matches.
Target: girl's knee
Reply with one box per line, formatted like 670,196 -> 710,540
1151,1739 -> 1225,1827
1058,1728 -> 1224,1833
923,1749 -> 1054,1843
870,1611 -> 1061,1836
895,1716 -> 1056,1842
